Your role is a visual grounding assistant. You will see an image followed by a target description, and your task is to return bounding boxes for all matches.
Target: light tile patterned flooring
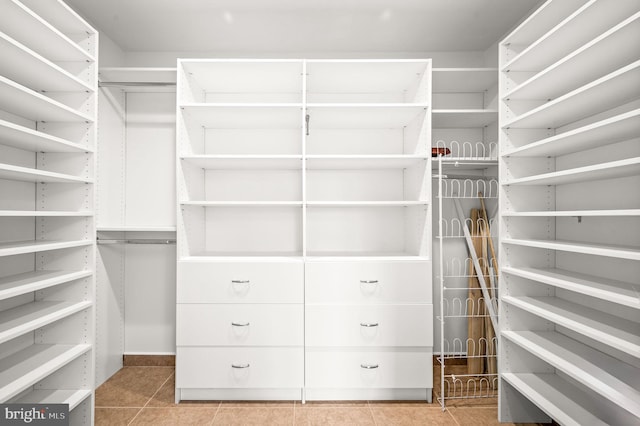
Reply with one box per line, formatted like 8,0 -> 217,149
95,366 -> 545,425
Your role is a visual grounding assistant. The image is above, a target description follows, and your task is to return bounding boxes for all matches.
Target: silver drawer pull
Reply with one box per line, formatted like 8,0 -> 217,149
360,280 -> 378,284
231,280 -> 250,284
231,363 -> 250,369
360,322 -> 379,327
231,322 -> 250,327
361,364 -> 379,369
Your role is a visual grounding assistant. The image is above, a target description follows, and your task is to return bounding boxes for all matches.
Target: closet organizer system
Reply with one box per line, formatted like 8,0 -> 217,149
498,0 -> 640,424
0,0 -> 98,424
175,60 -> 434,401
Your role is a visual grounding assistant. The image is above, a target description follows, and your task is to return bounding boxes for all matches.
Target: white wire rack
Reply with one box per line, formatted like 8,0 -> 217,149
433,140 -> 498,160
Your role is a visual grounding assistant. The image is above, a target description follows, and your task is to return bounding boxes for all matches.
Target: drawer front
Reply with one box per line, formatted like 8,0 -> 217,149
305,261 -> 431,304
177,261 -> 303,303
305,349 -> 432,389
177,347 -> 303,389
306,304 -> 433,347
177,303 -> 303,346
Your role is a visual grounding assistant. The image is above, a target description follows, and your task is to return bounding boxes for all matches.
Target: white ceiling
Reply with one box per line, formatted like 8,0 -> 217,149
65,0 -> 540,54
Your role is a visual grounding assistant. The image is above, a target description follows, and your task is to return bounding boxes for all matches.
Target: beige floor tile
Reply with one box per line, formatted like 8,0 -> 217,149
296,400 -> 368,407
294,406 -> 375,425
213,407 -> 294,425
370,406 -> 457,426
147,373 -> 220,408
220,400 -> 295,407
95,407 -> 140,425
448,406 -> 543,426
129,407 -> 218,425
96,367 -> 174,407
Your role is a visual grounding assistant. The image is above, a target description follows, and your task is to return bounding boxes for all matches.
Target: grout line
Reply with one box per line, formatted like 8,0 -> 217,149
209,401 -> 221,426
126,370 -> 174,425
446,406 -> 462,426
367,401 -> 378,426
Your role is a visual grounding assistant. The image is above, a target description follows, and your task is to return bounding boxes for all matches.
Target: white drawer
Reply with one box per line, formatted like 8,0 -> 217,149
306,304 -> 433,347
305,349 -> 432,389
305,261 -> 431,304
177,304 -> 303,346
177,347 -> 303,389
177,261 -> 303,303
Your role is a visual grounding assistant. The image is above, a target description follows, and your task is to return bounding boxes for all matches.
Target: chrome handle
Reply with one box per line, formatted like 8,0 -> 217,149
360,364 -> 379,369
360,322 -> 379,327
231,363 -> 250,369
360,280 -> 378,284
231,322 -> 250,327
231,280 -> 250,284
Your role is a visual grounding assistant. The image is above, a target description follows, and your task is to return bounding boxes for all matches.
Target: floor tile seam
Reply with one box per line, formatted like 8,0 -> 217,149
139,371 -> 175,412
209,402 -> 221,426
126,407 -> 145,426
366,400 -> 378,426
446,406 -> 463,426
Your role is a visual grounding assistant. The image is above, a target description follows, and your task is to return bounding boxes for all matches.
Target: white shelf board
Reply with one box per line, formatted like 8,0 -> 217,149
180,104 -> 302,128
99,67 -> 177,84
20,0 -> 95,37
305,251 -> 426,260
503,330 -> 640,417
0,32 -> 93,93
181,201 -> 303,207
0,300 -> 92,345
306,201 -> 428,207
0,210 -> 92,217
306,104 -> 428,129
181,155 -> 302,170
0,119 -> 91,153
0,343 -> 91,401
0,270 -> 92,301
184,251 -> 303,260
14,389 -> 91,411
306,155 -> 428,169
504,109 -> 640,157
502,238 -> 640,260
502,209 -> 640,217
0,240 -> 92,257
502,297 -> 640,356
501,266 -> 640,309
504,61 -> 640,129
505,13 -> 640,100
0,0 -> 94,62
0,163 -> 93,184
503,157 -> 640,186
432,110 -> 497,128
0,76 -> 94,123
432,68 -> 497,93
97,226 -> 176,232
502,373 -> 629,426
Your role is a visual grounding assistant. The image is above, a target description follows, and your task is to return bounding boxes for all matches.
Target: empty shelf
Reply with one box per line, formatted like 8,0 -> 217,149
503,331 -> 640,417
432,68 -> 497,93
0,240 -> 92,257
19,0 -> 95,39
0,163 -> 93,184
307,201 -> 428,207
180,104 -> 302,128
0,344 -> 91,401
503,157 -> 640,186
502,296 -> 640,356
14,389 -> 91,411
306,104 -> 428,129
501,266 -> 640,309
0,270 -> 92,301
306,155 -> 428,169
502,238 -> 640,260
0,76 -> 94,123
432,109 -> 497,128
181,155 -> 302,170
0,210 -> 92,217
0,300 -> 92,344
99,67 -> 177,86
181,201 -> 303,207
502,209 -> 640,217
0,119 -> 91,153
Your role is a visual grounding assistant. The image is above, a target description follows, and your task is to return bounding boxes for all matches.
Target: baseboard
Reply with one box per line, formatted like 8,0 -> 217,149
123,354 -> 176,366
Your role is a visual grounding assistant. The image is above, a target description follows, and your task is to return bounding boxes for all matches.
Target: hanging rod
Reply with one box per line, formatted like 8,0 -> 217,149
97,238 -> 176,245
98,81 -> 176,87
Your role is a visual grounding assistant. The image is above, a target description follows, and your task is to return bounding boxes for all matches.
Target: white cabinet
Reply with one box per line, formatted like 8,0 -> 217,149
0,0 -> 97,424
499,1 -> 640,424
176,59 -> 432,401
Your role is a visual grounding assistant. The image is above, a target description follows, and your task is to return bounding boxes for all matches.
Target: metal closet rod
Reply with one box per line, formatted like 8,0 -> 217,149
98,81 -> 176,87
97,238 -> 176,245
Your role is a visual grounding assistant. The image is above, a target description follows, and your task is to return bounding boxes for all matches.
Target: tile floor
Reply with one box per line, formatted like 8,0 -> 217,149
95,366 -> 545,425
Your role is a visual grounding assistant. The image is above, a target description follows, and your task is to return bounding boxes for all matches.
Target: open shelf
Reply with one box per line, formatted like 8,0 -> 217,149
97,226 -> 176,232
305,252 -> 429,261
0,270 -> 92,301
503,331 -> 640,417
0,119 -> 91,153
181,201 -> 303,207
0,240 -> 92,257
14,389 -> 91,411
0,0 -> 94,62
432,109 -> 497,128
306,155 -> 428,169
307,201 -> 428,207
502,373 -> 635,426
502,266 -> 640,309
180,104 -> 302,128
19,0 -> 96,39
432,68 -> 497,93
181,155 -> 302,170
502,238 -> 640,260
182,252 -> 303,260
0,163 -> 92,184
502,209 -> 640,217
0,343 -> 91,401
502,297 -> 640,356
504,109 -> 640,157
99,67 -> 176,84
307,104 -> 428,128
503,157 -> 640,186
0,76 -> 94,123
0,300 -> 92,345
504,61 -> 640,129
0,210 -> 92,217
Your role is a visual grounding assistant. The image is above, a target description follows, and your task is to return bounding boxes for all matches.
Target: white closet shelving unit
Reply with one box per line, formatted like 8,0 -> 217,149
176,59 -> 433,401
0,0 -> 97,424
499,0 -> 640,424
432,66 -> 499,408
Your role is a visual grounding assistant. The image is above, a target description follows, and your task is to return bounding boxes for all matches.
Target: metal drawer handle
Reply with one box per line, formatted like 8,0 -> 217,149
231,322 -> 250,327
360,322 -> 379,327
361,364 -> 379,369
231,280 -> 250,284
360,280 -> 378,284
231,363 -> 250,369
